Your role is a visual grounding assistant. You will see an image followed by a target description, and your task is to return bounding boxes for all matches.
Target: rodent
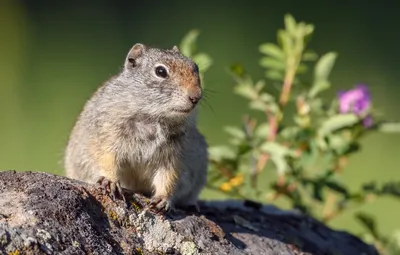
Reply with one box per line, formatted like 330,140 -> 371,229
63,43 -> 208,212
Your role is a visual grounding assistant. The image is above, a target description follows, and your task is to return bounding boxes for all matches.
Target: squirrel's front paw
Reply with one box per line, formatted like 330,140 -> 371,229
96,176 -> 126,202
148,196 -> 172,213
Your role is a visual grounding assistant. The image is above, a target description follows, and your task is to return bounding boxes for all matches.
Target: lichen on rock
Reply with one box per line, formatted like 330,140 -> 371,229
0,170 -> 379,255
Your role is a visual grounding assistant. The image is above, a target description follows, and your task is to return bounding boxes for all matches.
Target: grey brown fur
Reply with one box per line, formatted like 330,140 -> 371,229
63,43 -> 208,211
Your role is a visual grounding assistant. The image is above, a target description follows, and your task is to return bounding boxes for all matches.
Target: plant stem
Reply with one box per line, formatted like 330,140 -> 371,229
322,192 -> 336,223
279,69 -> 296,107
255,112 -> 277,173
334,156 -> 348,173
254,65 -> 297,181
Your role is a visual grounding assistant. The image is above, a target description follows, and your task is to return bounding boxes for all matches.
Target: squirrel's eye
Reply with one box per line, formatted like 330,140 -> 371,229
155,65 -> 168,78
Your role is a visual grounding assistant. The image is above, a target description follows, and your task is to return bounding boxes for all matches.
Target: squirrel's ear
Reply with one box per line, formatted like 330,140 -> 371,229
172,45 -> 180,53
125,43 -> 146,68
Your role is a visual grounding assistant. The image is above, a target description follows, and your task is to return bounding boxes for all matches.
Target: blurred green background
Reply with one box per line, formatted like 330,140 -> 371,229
1,0 -> 399,239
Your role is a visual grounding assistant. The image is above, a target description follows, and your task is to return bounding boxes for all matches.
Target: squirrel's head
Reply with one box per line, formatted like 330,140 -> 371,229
119,43 -> 202,121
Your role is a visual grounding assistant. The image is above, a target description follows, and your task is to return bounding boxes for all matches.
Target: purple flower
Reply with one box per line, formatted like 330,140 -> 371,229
337,84 -> 373,127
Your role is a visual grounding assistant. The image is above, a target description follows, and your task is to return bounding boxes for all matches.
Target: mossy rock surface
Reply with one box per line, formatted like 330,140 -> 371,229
0,170 -> 378,255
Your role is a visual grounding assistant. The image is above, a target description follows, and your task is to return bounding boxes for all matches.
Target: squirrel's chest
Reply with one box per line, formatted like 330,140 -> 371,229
119,120 -> 182,163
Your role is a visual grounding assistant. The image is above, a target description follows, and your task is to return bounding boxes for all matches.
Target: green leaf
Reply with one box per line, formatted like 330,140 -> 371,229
362,181 -> 378,193
315,135 -> 329,151
378,122 -> 400,133
254,80 -> 266,92
266,103 -> 280,114
327,134 -> 350,154
278,30 -> 293,55
260,141 -> 298,158
319,113 -> 359,136
284,14 -> 297,35
254,123 -> 270,139
224,126 -> 246,140
237,143 -> 252,155
260,141 -> 285,155
369,181 -> 400,198
193,53 -> 213,74
265,70 -> 284,81
260,57 -> 286,70
249,100 -> 267,112
304,24 -> 315,35
259,92 -> 275,103
294,115 -> 310,127
179,30 -> 200,57
355,212 -> 380,239
325,180 -> 349,198
234,83 -> 258,100
208,145 -> 236,161
296,22 -> 307,39
279,126 -> 301,140
309,80 -> 331,98
259,43 -> 285,60
314,52 -> 337,81
229,138 -> 243,146
270,155 -> 290,174
387,229 -> 400,255
296,22 -> 314,38
309,98 -> 324,113
312,182 -> 324,202
308,52 -> 337,98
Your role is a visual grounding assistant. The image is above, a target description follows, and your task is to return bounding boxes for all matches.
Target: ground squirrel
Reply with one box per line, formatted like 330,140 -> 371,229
64,43 -> 208,212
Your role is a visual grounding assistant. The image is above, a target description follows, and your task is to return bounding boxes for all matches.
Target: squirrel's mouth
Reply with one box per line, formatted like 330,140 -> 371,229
172,107 -> 193,114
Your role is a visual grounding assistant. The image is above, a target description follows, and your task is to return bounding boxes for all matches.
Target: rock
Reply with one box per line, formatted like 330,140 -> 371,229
0,170 -> 378,255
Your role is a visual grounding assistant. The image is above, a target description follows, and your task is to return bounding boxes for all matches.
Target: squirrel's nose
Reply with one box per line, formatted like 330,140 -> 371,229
189,95 -> 201,105
187,88 -> 202,105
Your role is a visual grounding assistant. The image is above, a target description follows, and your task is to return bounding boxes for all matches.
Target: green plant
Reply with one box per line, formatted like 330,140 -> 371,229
178,16 -> 400,254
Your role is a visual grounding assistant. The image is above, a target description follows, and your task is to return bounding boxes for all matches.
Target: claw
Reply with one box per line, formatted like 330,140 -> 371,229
148,196 -> 171,213
95,176 -> 126,202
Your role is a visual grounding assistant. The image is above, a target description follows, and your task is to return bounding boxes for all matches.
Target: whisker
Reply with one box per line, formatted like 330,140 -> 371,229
203,83 -> 218,95
202,92 -> 214,100
202,83 -> 219,100
203,88 -> 218,95
200,97 -> 215,116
